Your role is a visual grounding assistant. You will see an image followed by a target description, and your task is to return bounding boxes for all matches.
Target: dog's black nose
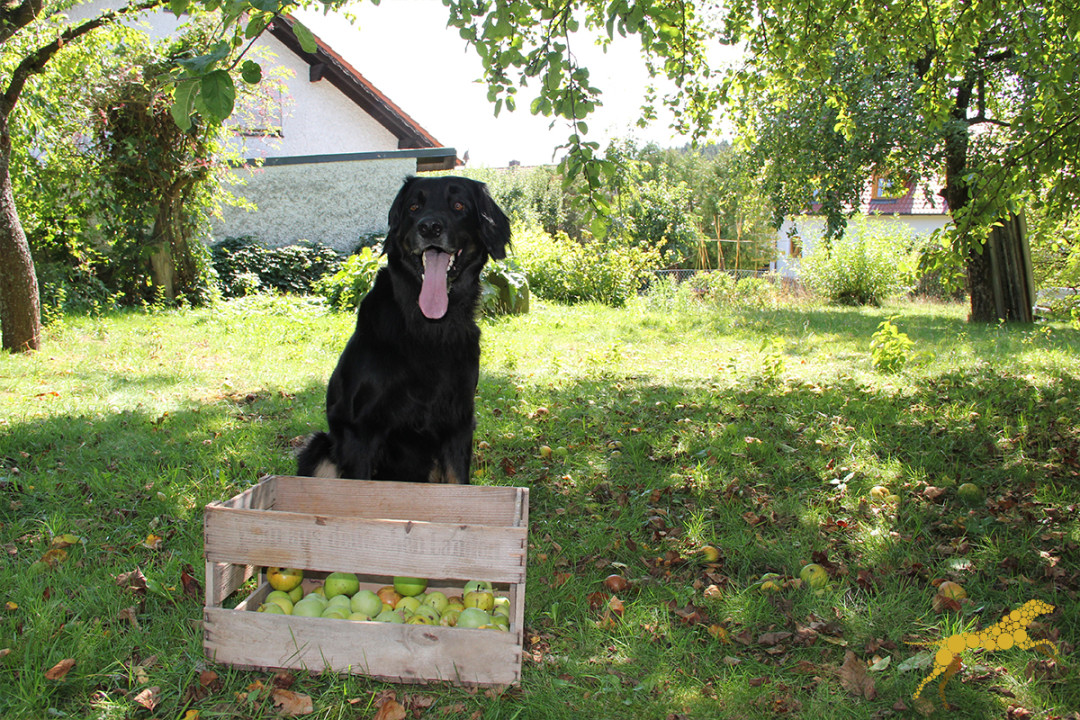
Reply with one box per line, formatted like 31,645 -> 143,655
418,219 -> 443,239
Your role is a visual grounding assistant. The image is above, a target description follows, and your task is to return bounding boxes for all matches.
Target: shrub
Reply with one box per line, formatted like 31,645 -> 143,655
312,246 -> 384,312
211,237 -> 342,298
799,218 -> 917,305
870,316 -> 915,373
482,260 -> 531,316
512,223 -> 661,307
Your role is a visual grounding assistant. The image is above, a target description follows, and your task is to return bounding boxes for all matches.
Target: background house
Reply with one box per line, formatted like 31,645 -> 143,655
68,3 -> 457,252
772,176 -> 951,277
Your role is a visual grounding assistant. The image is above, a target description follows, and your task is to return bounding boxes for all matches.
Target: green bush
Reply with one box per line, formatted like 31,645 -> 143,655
482,260 -> 531,316
512,223 -> 661,307
211,237 -> 342,298
799,218 -> 917,305
312,246 -> 384,311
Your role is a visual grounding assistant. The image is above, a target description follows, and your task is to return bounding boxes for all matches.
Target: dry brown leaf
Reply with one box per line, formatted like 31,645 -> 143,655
180,564 -> 202,599
758,631 -> 793,646
271,688 -> 314,716
115,568 -> 148,595
133,686 -> 159,711
838,651 -> 877,700
373,699 -> 407,720
199,669 -> 221,690
45,658 -> 76,680
116,606 -> 139,628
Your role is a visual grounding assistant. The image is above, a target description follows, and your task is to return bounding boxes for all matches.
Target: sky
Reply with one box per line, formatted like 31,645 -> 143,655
295,1 -> 736,168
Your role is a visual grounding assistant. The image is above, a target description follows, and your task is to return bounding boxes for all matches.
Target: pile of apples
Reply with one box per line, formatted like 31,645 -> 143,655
257,568 -> 511,630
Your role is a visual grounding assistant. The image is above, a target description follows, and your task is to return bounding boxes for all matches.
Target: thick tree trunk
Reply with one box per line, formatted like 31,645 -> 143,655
0,115 -> 41,352
967,212 -> 1035,323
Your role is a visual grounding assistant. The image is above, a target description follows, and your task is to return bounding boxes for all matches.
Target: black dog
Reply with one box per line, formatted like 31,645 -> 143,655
296,176 -> 510,483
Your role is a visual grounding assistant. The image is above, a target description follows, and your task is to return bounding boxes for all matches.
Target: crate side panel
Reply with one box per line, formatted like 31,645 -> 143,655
203,609 -> 521,686
216,476 -> 279,510
269,477 -> 522,524
204,508 -> 527,583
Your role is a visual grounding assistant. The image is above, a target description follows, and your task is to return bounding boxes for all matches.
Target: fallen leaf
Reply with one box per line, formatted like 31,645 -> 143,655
143,533 -> 163,550
50,534 -> 80,549
181,711 -> 200,720
116,606 -> 139,629
36,547 -> 67,568
373,699 -> 407,720
115,569 -> 148,595
133,687 -> 159,711
180,564 -> 202,599
838,651 -> 876,700
45,658 -> 76,680
758,631 -> 793,646
271,688 -> 314,716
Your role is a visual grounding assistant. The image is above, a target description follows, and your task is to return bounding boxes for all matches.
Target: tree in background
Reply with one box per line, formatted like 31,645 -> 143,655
721,0 -> 1080,322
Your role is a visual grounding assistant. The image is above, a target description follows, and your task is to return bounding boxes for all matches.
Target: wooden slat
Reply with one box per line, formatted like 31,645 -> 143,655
203,608 -> 521,686
268,476 -> 522,525
205,507 -> 527,584
215,476 -> 279,511
205,562 -> 256,607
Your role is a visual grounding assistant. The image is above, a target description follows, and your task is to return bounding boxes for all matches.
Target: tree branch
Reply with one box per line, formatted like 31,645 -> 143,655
2,0 -> 166,116
0,0 -> 44,45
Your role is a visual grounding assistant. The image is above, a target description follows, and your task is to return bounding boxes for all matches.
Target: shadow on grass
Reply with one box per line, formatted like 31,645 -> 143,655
1,361 -> 1077,719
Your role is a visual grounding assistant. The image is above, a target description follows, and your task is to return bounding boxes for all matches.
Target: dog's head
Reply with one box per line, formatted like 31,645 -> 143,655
385,176 -> 510,320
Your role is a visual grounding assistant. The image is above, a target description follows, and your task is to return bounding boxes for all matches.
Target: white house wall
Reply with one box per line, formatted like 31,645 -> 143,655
217,155 -> 414,251
774,214 -> 952,278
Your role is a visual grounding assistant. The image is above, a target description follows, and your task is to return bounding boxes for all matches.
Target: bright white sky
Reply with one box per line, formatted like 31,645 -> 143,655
295,0 -> 737,168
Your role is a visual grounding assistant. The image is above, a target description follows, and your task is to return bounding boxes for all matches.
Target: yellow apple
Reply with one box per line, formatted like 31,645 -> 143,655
267,567 -> 303,592
798,564 -> 828,589
464,590 -> 495,612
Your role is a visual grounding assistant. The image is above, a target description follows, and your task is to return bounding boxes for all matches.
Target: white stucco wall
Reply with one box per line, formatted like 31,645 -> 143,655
217,156 -> 415,251
773,214 -> 952,278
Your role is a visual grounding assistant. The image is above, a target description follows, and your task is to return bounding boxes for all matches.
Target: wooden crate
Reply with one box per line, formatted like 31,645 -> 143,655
203,475 -> 528,686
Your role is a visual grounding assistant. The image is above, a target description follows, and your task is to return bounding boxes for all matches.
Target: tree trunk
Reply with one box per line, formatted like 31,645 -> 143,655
0,113 -> 41,353
967,212 -> 1035,323
148,191 -> 196,300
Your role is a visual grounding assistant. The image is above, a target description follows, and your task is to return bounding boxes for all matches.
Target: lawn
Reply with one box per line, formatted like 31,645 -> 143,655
1,293 -> 1078,719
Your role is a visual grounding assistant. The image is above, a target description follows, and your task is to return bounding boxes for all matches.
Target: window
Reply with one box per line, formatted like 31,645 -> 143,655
871,174 -> 909,200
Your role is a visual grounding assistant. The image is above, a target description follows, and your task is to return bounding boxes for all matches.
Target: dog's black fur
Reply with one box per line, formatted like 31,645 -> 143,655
296,176 -> 510,483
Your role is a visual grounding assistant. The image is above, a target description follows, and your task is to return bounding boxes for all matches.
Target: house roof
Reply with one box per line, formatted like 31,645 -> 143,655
268,15 -> 458,172
860,182 -> 950,216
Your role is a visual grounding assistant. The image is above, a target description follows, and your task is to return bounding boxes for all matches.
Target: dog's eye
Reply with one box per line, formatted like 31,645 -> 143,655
453,201 -> 465,212
409,203 -> 420,213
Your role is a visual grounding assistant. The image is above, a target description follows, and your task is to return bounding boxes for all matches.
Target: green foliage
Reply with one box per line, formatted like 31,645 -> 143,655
211,237 -> 343,299
482,259 -> 531,316
800,219 -> 918,306
312,246 -> 384,312
512,223 -> 661,307
870,316 -> 916,373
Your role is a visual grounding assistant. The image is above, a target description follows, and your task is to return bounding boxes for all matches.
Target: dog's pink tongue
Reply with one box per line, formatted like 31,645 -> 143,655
419,249 -> 450,319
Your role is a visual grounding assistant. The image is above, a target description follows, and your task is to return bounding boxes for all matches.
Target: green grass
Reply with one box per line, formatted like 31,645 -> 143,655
2,293 -> 1078,719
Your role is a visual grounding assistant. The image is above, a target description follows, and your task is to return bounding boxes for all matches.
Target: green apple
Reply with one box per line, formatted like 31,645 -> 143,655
957,482 -> 984,505
324,572 -> 360,598
490,614 -> 510,631
267,567 -> 304,592
292,598 -> 325,618
264,590 -> 295,614
393,576 -> 428,597
758,573 -> 783,594
463,580 -> 494,594
321,607 -> 348,619
287,585 -> 304,603
412,605 -> 440,624
348,612 -> 372,621
456,607 -> 490,629
375,609 -> 404,623
258,602 -> 286,614
464,590 -> 495,612
395,596 -> 421,615
440,609 -> 461,627
422,591 -> 449,614
309,584 -> 327,600
301,591 -> 328,608
350,590 -> 382,617
492,596 -> 511,615
407,614 -> 434,625
446,599 -> 465,613
328,594 -> 352,611
799,563 -> 828,589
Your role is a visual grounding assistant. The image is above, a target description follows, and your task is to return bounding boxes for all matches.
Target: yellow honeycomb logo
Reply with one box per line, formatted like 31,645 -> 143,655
913,599 -> 1059,709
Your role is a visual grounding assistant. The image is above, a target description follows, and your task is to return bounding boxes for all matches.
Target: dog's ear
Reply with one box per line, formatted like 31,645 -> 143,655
475,181 -> 511,260
385,177 -> 417,252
